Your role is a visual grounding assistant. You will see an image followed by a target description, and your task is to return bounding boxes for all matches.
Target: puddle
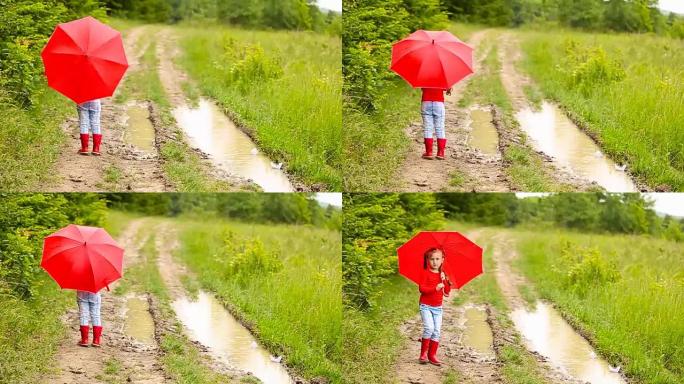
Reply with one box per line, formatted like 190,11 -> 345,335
173,98 -> 294,192
468,108 -> 499,156
460,306 -> 494,356
511,301 -> 626,384
124,106 -> 155,152
516,102 -> 637,192
172,290 -> 293,384
123,296 -> 156,344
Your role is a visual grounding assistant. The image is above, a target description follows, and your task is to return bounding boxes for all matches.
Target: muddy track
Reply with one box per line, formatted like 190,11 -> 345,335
396,31 -> 512,192
42,27 -> 171,192
47,220 -> 169,384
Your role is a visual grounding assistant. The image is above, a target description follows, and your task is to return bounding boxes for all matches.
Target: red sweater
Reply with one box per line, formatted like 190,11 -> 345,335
418,270 -> 451,306
421,88 -> 445,102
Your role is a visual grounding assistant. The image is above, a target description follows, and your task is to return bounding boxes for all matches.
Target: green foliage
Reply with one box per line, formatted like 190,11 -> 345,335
559,240 -> 620,295
561,39 -> 625,95
342,193 -> 444,310
215,230 -> 283,284
219,36 -> 283,90
0,194 -> 107,299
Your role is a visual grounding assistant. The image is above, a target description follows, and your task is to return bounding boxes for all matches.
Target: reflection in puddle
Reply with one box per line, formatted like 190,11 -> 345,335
173,98 -> 293,192
125,106 -> 155,152
461,306 -> 494,356
172,291 -> 293,384
123,296 -> 155,344
516,102 -> 637,192
511,301 -> 625,384
468,109 -> 499,156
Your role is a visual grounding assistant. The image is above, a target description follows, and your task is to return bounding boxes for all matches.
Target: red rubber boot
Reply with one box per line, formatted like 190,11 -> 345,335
419,338 -> 430,364
436,138 -> 446,160
428,339 -> 442,366
92,325 -> 102,347
422,138 -> 434,159
78,326 -> 89,347
79,134 -> 90,155
92,134 -> 102,156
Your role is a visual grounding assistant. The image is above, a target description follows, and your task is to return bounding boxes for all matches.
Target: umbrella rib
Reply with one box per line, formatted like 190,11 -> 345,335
88,246 -> 123,277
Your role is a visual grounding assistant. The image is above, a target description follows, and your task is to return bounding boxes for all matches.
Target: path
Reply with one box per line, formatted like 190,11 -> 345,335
43,27 -> 171,192
397,31 -> 512,192
47,220 -> 169,384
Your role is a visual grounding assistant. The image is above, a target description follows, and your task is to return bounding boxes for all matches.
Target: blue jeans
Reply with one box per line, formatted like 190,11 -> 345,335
77,291 -> 102,326
421,101 -> 445,139
77,100 -> 101,134
420,304 -> 443,341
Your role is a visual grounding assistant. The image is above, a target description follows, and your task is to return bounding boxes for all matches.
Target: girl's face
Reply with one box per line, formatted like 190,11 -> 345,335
428,250 -> 444,271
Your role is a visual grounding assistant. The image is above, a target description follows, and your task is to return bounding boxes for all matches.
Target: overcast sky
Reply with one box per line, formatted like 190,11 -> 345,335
317,0 -> 341,12
659,0 -> 684,15
315,193 -> 342,207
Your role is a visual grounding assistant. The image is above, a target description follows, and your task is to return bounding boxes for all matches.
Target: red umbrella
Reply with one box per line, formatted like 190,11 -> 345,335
390,30 -> 474,89
41,224 -> 124,293
397,231 -> 482,289
41,16 -> 128,104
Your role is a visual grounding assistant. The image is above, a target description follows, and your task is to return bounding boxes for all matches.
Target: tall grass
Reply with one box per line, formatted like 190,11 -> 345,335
175,217 -> 341,382
515,230 -> 684,383
519,30 -> 684,190
177,25 -> 341,190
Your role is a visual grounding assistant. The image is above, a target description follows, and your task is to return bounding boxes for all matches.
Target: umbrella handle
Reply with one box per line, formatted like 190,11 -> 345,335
105,285 -> 110,292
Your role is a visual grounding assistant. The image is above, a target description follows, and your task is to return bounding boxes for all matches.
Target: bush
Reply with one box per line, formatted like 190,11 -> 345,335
215,230 -> 283,284
560,39 -> 626,95
558,239 -> 620,295
218,35 -> 283,90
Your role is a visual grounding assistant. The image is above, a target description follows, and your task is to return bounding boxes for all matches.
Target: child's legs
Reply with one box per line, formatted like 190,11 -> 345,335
89,295 -> 102,327
77,298 -> 91,326
433,102 -> 446,139
88,103 -> 101,135
419,304 -> 435,339
421,102 -> 435,139
430,306 -> 443,341
77,107 -> 90,134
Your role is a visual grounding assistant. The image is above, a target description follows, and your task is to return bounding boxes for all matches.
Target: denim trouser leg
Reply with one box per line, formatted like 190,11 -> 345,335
78,107 -> 91,134
420,304 -> 443,341
77,101 -> 101,134
78,293 -> 102,326
421,102 -> 435,139
434,102 -> 446,139
421,102 -> 446,139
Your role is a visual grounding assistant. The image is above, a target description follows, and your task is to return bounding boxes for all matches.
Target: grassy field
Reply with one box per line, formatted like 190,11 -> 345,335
518,30 -> 684,190
176,25 -> 341,190
343,23 -> 482,191
515,229 -> 684,383
175,217 -> 342,382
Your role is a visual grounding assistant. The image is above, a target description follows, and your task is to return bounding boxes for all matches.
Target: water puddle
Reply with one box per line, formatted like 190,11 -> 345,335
468,108 -> 499,156
124,105 -> 155,152
511,301 -> 626,384
460,306 -> 495,356
123,296 -> 156,344
516,102 -> 637,192
172,290 -> 293,383
173,98 -> 294,192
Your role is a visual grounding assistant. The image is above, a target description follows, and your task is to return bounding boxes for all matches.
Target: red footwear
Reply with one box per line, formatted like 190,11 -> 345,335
92,134 -> 102,156
422,138 -> 434,159
92,325 -> 102,347
79,134 -> 90,155
419,338 -> 430,364
428,339 -> 442,366
436,139 -> 446,160
78,326 -> 89,347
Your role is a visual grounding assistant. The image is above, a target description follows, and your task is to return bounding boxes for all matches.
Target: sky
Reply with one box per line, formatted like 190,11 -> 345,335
315,193 -> 342,207
659,0 -> 684,15
317,0 -> 341,12
516,193 -> 684,217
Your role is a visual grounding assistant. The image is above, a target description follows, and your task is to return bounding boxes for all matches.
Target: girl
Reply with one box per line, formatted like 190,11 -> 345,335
418,248 -> 451,365
77,99 -> 102,156
77,290 -> 103,347
421,88 -> 451,160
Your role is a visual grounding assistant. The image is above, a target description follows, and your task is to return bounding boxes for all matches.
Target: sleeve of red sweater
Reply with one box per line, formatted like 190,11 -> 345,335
418,273 -> 436,294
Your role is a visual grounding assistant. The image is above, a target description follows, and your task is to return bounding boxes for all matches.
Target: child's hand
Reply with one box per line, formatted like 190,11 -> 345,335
446,88 -> 452,96
436,283 -> 445,291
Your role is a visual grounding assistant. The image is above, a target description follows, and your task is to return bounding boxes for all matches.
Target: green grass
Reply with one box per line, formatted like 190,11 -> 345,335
175,217 -> 341,382
519,30 -> 684,190
0,89 -> 72,191
515,229 -> 684,383
177,25 -> 341,190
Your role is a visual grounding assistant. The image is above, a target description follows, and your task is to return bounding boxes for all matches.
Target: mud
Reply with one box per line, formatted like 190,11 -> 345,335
467,108 -> 499,156
124,104 -> 156,153
123,295 -> 156,345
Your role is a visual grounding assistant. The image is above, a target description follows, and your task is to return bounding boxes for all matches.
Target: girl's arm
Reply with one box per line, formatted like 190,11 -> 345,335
443,278 -> 452,296
418,275 -> 437,293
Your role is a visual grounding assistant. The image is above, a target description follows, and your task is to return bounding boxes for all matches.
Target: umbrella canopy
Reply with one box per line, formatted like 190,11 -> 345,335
390,30 -> 474,90
41,16 -> 128,104
41,224 -> 124,293
397,231 -> 482,289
